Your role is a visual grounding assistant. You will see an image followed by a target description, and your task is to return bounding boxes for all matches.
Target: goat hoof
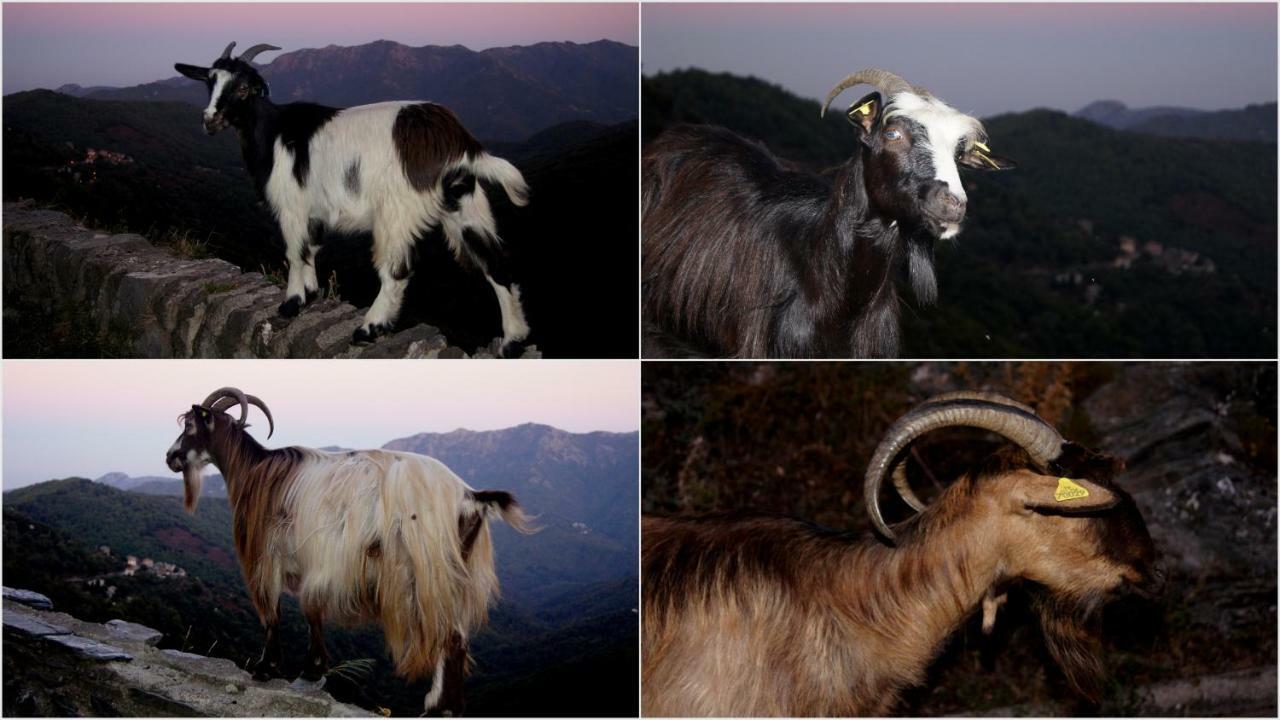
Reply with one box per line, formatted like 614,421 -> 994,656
499,340 -> 529,358
352,323 -> 391,345
278,296 -> 303,318
251,663 -> 281,681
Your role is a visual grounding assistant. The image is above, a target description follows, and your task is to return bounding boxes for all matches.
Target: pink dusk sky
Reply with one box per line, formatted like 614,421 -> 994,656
2,361 -> 639,489
642,3 -> 1277,116
3,3 -> 638,93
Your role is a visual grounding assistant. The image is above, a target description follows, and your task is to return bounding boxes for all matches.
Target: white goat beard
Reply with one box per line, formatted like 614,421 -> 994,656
183,463 -> 206,513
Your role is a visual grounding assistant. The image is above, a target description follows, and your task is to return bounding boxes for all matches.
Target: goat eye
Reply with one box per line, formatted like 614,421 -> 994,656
883,129 -> 902,141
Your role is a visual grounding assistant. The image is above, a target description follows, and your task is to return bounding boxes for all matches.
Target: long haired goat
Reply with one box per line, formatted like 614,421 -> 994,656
642,392 -> 1163,716
175,42 -> 532,355
642,69 -> 1015,358
166,387 -> 532,715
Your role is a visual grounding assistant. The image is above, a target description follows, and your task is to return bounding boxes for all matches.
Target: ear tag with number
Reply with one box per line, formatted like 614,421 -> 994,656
1054,477 -> 1090,502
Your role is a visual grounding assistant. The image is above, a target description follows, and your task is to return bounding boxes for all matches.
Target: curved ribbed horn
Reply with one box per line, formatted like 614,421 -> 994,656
204,388 -> 274,437
820,68 -> 927,118
202,387 -> 248,427
220,41 -> 236,60
888,391 -> 1044,512
237,44 -> 281,64
244,394 -> 274,438
865,393 -> 1065,543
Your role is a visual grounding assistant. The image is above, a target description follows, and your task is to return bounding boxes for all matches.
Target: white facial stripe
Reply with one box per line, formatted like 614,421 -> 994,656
205,69 -> 232,119
167,437 -> 183,454
887,92 -> 980,202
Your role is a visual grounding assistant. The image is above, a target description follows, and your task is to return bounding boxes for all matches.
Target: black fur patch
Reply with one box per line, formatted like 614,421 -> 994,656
441,166 -> 476,212
470,490 -> 515,512
461,228 -> 513,286
458,513 -> 483,563
279,103 -> 341,186
392,103 -> 482,191
344,160 -> 361,195
390,254 -> 414,282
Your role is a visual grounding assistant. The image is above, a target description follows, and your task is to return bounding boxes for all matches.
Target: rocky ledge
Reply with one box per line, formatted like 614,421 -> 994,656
2,202 -> 539,359
2,590 -> 372,717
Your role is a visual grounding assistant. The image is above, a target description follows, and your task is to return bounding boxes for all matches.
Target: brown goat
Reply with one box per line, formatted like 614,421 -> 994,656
642,392 -> 1161,716
165,387 -> 531,715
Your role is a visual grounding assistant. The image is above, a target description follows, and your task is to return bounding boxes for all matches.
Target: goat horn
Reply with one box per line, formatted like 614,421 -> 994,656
220,42 -> 236,60
200,387 -> 249,429
245,394 -> 275,438
887,391 -> 1045,512
820,68 -> 928,118
865,393 -> 1065,543
237,44 -> 281,64
203,389 -> 273,437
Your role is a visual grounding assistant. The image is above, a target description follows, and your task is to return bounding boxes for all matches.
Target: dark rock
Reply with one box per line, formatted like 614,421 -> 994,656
3,586 -> 53,610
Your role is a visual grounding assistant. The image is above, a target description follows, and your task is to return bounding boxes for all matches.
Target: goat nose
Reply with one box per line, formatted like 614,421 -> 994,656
943,193 -> 966,213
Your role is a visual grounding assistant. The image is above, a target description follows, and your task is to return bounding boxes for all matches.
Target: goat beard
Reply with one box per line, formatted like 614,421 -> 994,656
906,239 -> 938,305
1035,592 -> 1106,702
182,462 -> 206,514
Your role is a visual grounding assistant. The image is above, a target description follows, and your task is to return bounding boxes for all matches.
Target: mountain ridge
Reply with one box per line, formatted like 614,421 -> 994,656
62,39 -> 637,142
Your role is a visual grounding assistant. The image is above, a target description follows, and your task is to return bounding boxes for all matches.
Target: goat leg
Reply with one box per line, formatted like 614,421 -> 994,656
251,620 -> 284,681
300,607 -> 330,681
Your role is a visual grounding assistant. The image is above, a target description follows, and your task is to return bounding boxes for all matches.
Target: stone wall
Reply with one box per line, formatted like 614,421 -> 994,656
2,202 -> 538,358
2,589 -> 372,717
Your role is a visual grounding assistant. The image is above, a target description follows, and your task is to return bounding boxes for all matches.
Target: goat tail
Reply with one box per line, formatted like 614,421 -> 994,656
471,153 -> 530,207
470,490 -> 537,534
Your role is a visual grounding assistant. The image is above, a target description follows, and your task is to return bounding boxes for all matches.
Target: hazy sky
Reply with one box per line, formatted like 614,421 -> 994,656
3,2 -> 638,93
642,3 -> 1277,116
2,361 -> 639,489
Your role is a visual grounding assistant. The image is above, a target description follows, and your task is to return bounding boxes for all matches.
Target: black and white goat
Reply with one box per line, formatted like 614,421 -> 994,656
165,387 -> 533,715
642,69 -> 1016,358
175,43 -> 531,353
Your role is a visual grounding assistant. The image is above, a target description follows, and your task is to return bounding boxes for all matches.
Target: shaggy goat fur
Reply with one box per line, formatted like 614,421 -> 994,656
642,446 -> 1157,716
169,403 -> 529,713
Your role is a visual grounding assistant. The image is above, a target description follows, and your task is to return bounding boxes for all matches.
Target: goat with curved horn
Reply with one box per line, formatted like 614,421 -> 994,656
642,390 -> 1161,716
643,66 -> 1016,358
165,388 -> 533,715
173,41 -> 533,354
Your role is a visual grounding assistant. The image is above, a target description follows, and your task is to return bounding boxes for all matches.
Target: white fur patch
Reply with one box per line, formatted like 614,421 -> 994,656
885,92 -> 982,202
423,654 -> 446,711
204,69 -> 232,121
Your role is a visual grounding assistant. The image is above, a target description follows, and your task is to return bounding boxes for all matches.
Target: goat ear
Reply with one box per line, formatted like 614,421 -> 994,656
175,63 -> 209,82
1017,473 -> 1119,512
846,91 -> 881,137
192,404 -> 214,431
959,141 -> 1017,171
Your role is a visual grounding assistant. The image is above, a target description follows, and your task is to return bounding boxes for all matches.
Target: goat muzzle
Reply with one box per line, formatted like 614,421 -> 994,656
166,449 -> 185,472
203,115 -> 228,136
922,183 -> 966,224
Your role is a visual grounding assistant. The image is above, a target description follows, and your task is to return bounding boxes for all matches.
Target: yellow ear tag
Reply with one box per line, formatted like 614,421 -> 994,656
1054,477 -> 1090,502
852,100 -> 874,116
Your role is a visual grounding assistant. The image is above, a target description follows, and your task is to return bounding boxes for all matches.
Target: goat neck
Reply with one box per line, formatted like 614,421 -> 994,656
806,158 -> 906,357
228,97 -> 281,198
832,488 -> 1008,700
204,420 -> 272,501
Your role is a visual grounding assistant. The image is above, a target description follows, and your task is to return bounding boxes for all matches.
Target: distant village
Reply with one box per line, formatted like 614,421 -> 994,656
83,545 -> 187,598
56,145 -> 134,184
